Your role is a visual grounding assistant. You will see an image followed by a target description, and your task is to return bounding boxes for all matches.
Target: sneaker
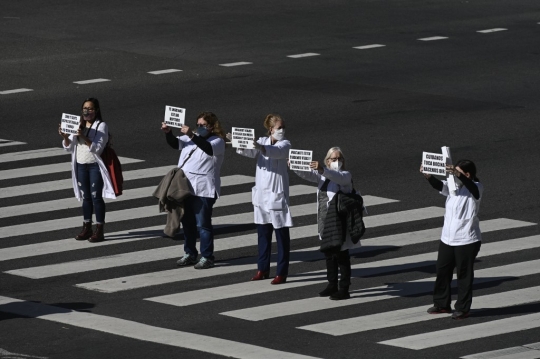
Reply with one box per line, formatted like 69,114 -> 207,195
427,306 -> 452,314
194,257 -> 215,269
177,254 -> 197,267
452,311 -> 470,320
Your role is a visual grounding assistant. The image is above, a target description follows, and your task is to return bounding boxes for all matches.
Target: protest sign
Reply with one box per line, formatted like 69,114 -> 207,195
289,149 -> 313,172
60,113 -> 80,135
441,146 -> 459,195
231,127 -> 255,149
164,106 -> 186,128
421,151 -> 447,176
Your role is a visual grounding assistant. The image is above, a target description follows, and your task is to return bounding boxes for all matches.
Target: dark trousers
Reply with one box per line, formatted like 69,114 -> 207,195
433,240 -> 481,312
181,195 -> 216,260
257,224 -> 290,276
325,249 -> 351,289
76,162 -> 105,223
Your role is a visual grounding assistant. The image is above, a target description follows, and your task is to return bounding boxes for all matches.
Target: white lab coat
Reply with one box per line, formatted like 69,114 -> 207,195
236,136 -> 293,228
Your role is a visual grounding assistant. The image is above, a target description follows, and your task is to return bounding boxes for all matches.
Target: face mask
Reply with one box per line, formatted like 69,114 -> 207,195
196,126 -> 209,137
330,161 -> 342,171
272,129 -> 285,141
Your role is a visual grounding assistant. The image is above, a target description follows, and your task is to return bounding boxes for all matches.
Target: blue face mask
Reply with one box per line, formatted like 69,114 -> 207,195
196,126 -> 209,137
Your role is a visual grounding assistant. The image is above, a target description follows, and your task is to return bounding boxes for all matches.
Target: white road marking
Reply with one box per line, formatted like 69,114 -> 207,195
148,69 -> 182,75
219,62 -> 253,67
73,78 -> 111,84
146,219 -> 534,307
0,141 -> 26,147
461,342 -> 540,359
477,28 -> 508,33
0,88 -> 33,95
287,53 -> 320,58
0,147 -> 67,163
0,296 -> 320,359
353,44 -> 386,50
417,36 -> 448,41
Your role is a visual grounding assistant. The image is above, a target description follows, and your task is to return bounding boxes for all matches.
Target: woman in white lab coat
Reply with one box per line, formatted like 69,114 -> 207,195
233,114 -> 293,284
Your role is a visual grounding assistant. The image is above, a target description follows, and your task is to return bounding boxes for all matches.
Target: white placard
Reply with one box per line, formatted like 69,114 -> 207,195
441,146 -> 459,195
164,105 -> 186,128
60,113 -> 80,135
231,127 -> 255,149
289,149 -> 313,172
421,151 -> 447,176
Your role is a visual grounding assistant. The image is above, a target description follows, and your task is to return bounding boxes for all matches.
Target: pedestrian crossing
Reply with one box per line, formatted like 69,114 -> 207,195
1,145 -> 539,359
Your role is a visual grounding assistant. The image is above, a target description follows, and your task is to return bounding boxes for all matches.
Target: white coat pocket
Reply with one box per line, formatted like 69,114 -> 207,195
252,187 -> 285,211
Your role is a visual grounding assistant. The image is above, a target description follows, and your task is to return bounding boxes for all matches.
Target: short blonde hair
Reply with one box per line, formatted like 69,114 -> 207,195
324,147 -> 346,170
263,114 -> 284,136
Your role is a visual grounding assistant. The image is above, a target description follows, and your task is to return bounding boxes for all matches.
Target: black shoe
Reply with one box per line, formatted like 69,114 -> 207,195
329,288 -> 350,300
452,311 -> 470,320
427,306 -> 452,314
319,284 -> 338,297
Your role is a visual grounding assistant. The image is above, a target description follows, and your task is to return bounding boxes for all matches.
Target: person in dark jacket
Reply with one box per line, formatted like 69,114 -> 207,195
293,147 -> 361,300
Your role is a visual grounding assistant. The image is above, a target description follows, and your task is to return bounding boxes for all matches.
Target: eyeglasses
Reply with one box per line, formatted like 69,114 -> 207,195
196,124 -> 210,128
328,157 -> 343,162
82,108 -> 95,112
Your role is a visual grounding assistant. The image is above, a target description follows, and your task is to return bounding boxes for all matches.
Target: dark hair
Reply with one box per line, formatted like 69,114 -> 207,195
81,98 -> 103,122
455,159 -> 479,181
197,111 -> 226,139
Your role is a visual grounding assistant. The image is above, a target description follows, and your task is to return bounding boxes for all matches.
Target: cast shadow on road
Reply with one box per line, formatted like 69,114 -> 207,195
0,299 -> 95,322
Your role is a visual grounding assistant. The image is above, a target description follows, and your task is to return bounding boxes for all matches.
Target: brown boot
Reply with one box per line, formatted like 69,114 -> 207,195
75,222 -> 93,240
89,223 -> 104,243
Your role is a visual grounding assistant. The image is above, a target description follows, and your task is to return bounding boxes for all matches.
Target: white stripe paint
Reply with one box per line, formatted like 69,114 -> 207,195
219,62 -> 253,67
0,157 -> 143,181
379,312 -> 540,350
477,28 -> 508,33
287,53 -> 320,58
148,69 -> 182,75
353,44 -> 386,50
0,88 -> 33,95
417,36 -> 448,41
145,219 -> 536,307
5,196 -> 401,278
0,141 -> 26,147
75,207 -> 444,293
299,286 -> 540,336
73,78 -> 111,84
0,196 -> 397,239
462,342 -> 540,359
220,238 -> 540,321
0,296 -> 320,359
0,147 -> 67,163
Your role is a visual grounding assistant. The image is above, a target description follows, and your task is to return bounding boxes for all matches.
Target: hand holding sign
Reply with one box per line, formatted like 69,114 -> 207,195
164,106 -> 186,128
60,113 -> 80,136
289,149 -> 313,171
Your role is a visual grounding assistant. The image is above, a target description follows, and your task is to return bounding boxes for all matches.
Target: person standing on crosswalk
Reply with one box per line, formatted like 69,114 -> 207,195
293,147 -> 360,300
421,160 -> 483,320
161,112 -> 226,269
58,98 -> 116,243
227,114 -> 293,284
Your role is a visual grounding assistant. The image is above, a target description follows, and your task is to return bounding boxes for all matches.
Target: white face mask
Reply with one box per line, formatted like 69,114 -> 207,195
272,129 -> 285,141
330,161 -> 342,171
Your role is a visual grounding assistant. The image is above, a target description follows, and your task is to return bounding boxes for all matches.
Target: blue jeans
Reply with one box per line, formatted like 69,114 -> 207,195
181,195 -> 216,260
77,162 -> 105,223
257,224 -> 290,276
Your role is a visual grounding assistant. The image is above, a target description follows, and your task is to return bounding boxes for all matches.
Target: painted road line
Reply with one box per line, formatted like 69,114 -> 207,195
299,286 -> 540,335
145,219 -> 535,307
0,296 -> 320,359
462,342 -> 540,359
148,69 -> 182,75
0,88 -> 33,95
0,157 -> 143,181
0,184 -> 315,219
0,170 -> 253,199
0,148 -> 67,163
0,196 -> 397,239
417,36 -> 448,41
287,53 -> 320,58
353,44 -> 386,50
219,62 -> 253,67
220,237 -> 540,321
0,141 -> 26,147
5,197 -> 401,278
379,312 -> 540,350
75,206 -> 443,293
73,78 -> 111,84
477,28 -> 508,33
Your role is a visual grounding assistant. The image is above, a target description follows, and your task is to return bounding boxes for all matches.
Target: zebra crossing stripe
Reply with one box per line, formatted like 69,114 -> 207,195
461,342 -> 540,359
298,286 -> 540,335
219,237 -> 540,321
144,219 -> 535,307
4,198 -> 409,279
0,140 -> 26,147
0,157 -> 143,181
73,207 -> 446,292
0,196 -> 396,239
0,147 -> 66,163
0,296 -> 321,359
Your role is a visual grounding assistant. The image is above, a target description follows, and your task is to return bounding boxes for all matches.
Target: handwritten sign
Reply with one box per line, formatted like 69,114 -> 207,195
164,105 -> 186,128
231,127 -> 255,149
421,151 -> 447,176
289,149 -> 313,172
60,113 -> 80,135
